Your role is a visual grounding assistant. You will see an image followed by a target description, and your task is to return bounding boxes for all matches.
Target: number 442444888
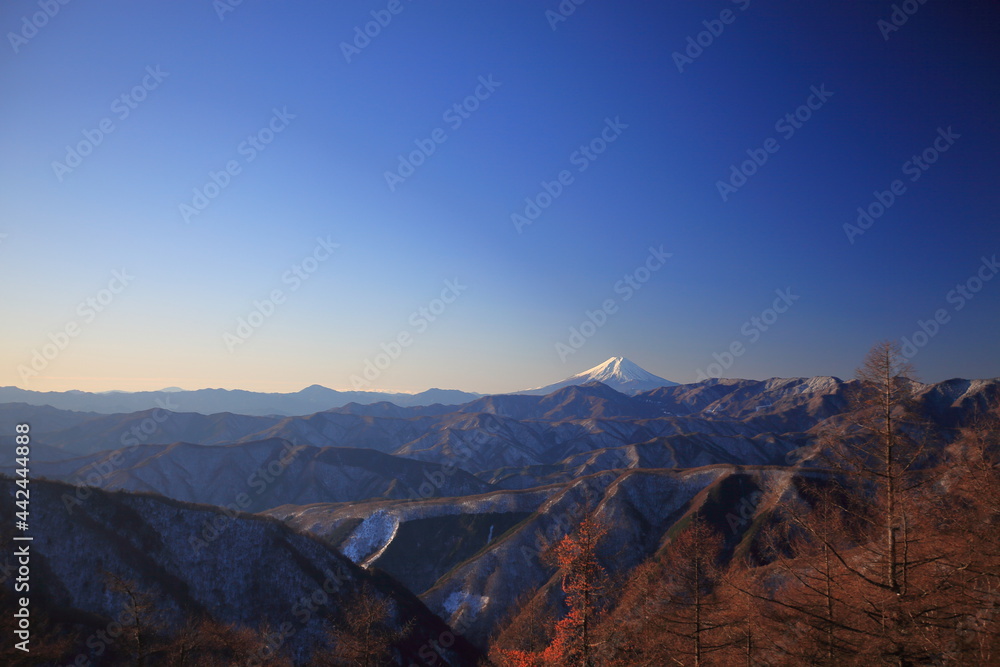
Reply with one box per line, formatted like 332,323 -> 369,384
14,424 -> 30,529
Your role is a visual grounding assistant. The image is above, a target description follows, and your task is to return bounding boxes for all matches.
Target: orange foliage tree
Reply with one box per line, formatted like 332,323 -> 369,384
541,518 -> 608,666
495,518 -> 608,667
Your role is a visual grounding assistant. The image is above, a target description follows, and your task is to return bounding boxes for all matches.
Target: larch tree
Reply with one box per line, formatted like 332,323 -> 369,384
935,406 -> 1000,662
654,514 -> 727,667
104,571 -> 164,667
493,518 -> 610,667
847,340 -> 923,595
321,582 -> 411,667
805,341 -> 948,663
716,557 -> 773,667
598,513 -> 727,666
540,517 -> 609,667
754,483 -> 865,664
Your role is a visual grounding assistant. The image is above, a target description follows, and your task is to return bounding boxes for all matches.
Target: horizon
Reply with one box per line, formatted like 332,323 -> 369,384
3,2 -> 999,395
4,352 -> 997,397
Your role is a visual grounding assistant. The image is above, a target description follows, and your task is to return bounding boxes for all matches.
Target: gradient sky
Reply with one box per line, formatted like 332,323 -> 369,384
2,0 -> 998,394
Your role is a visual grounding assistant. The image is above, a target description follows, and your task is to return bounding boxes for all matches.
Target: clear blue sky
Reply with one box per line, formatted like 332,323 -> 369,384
2,0 -> 998,394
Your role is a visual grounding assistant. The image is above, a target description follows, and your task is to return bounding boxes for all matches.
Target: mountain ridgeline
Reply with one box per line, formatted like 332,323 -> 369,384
2,356 -> 998,664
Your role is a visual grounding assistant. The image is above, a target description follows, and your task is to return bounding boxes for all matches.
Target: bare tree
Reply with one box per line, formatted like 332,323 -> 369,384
778,341 -> 951,663
321,582 -> 411,667
656,515 -> 728,666
104,571 -> 163,667
597,514 -> 726,666
935,407 -> 1000,663
846,341 -> 924,594
716,556 -> 776,667
161,616 -> 292,666
751,485 -> 865,665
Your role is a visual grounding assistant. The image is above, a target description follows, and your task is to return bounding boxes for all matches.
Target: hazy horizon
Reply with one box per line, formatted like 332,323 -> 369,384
5,351 -> 998,397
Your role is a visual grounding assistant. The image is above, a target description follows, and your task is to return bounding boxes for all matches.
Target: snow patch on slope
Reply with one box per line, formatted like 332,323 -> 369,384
341,510 -> 398,565
444,590 -> 490,621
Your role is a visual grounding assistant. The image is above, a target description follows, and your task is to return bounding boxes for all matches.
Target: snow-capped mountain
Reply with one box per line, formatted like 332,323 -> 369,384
521,356 -> 678,395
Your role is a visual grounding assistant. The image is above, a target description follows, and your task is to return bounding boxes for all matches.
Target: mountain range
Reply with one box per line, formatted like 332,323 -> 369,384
0,384 -> 482,417
0,356 -> 676,416
2,357 -> 998,663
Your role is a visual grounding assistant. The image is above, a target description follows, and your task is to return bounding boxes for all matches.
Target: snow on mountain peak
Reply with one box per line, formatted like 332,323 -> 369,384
522,356 -> 678,395
573,356 -> 663,383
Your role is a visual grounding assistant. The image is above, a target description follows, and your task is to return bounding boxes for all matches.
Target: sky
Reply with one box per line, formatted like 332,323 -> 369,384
1,0 -> 998,395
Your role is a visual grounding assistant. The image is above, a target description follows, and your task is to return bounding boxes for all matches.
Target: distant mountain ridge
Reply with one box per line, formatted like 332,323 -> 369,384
7,376 -> 996,472
13,438 -> 493,510
0,384 -> 481,416
0,355 -> 673,415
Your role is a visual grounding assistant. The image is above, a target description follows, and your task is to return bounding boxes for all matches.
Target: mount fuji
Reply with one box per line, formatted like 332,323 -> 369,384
521,356 -> 678,395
